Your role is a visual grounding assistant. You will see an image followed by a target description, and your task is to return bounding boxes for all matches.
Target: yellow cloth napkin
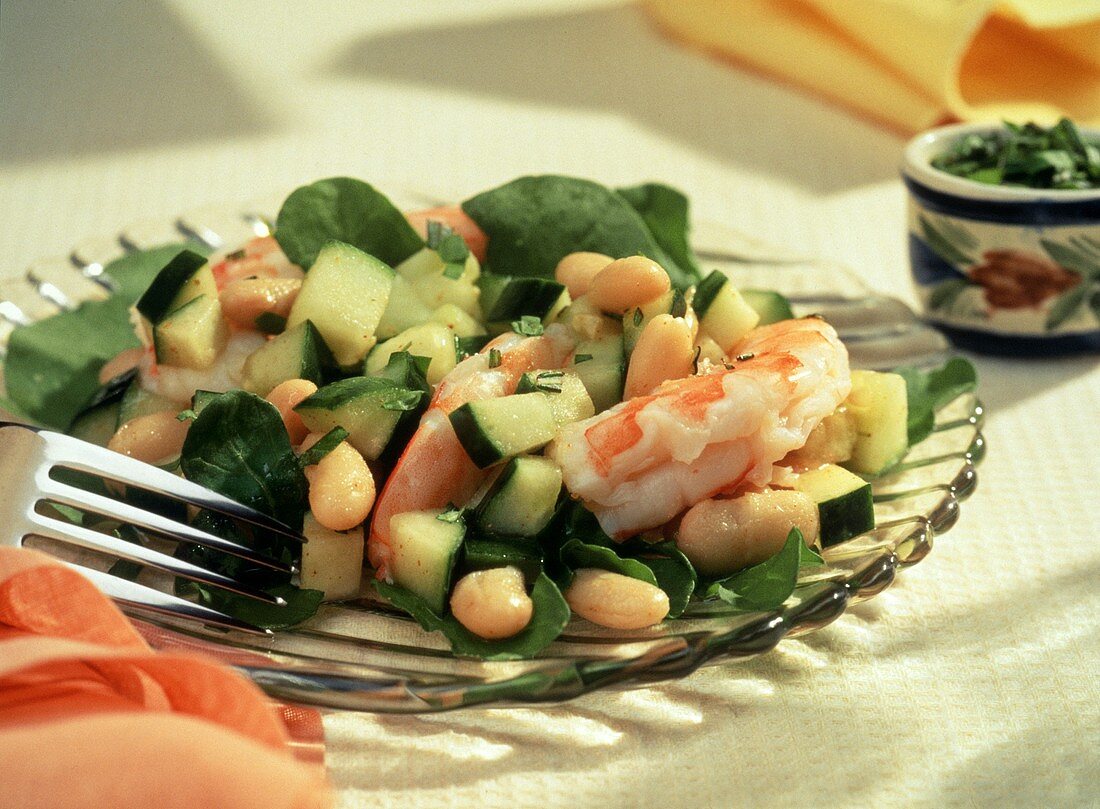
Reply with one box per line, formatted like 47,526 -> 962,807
644,0 -> 1100,132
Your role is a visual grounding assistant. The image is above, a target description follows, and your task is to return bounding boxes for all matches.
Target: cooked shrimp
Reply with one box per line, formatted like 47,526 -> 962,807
549,317 -> 850,539
208,235 -> 303,289
368,324 -> 575,578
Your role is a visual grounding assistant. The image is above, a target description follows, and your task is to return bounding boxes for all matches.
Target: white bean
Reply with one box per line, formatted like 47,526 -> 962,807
302,437 -> 375,532
676,490 -> 820,576
587,256 -> 671,315
265,378 -> 317,444
554,252 -> 613,299
564,568 -> 669,629
107,410 -> 189,465
624,314 -> 695,399
449,566 -> 534,640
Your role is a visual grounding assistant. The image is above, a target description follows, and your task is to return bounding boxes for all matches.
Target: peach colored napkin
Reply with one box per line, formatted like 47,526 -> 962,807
0,547 -> 333,809
644,0 -> 1100,133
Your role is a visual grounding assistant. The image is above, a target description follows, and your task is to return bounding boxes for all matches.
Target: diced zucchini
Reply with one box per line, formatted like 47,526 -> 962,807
135,250 -> 216,325
286,240 -> 394,366
694,271 -> 759,352
571,333 -> 625,413
475,455 -> 562,536
844,370 -> 909,475
792,464 -> 875,546
741,289 -> 794,325
364,322 -> 456,385
431,303 -> 486,338
388,509 -> 466,614
240,320 -> 331,395
462,536 -> 543,581
478,275 -> 567,323
515,370 -> 595,425
118,378 -> 182,428
300,514 -> 364,601
295,377 -> 424,460
153,295 -> 228,370
449,394 -> 557,468
376,274 -> 431,339
622,289 -> 686,354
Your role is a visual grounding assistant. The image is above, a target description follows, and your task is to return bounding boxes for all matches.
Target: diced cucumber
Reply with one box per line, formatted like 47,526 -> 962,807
741,289 -> 794,325
475,455 -> 563,536
295,377 -> 424,460
376,274 -> 431,339
455,334 -> 492,361
792,464 -> 875,547
153,295 -> 228,370
571,333 -> 625,413
693,271 -> 760,352
366,350 -> 432,465
135,250 -> 216,325
411,273 -> 479,318
462,536 -> 543,581
240,320 -> 331,395
449,394 -> 557,468
364,322 -> 457,385
396,246 -> 479,283
388,509 -> 466,614
515,370 -> 595,425
431,303 -> 486,338
118,378 -> 182,428
300,513 -> 364,601
844,370 -> 909,475
622,289 -> 686,354
478,275 -> 567,322
787,408 -> 857,467
286,240 -> 394,367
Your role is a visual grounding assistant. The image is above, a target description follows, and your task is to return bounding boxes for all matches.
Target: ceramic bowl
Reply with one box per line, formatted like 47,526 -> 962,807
902,123 -> 1100,353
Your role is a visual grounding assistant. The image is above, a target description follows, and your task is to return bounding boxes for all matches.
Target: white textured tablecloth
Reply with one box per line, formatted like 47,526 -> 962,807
3,2 -> 1098,807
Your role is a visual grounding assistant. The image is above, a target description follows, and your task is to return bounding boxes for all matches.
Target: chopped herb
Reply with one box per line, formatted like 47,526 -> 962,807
297,426 -> 349,467
427,219 -> 470,280
176,409 -> 197,422
535,370 -> 565,393
488,347 -> 502,368
225,248 -> 247,261
573,353 -> 593,364
691,345 -> 701,374
511,315 -> 544,336
632,308 -> 643,327
380,388 -> 425,412
931,118 -> 1100,190
437,505 -> 465,524
736,352 -> 755,361
669,289 -> 688,319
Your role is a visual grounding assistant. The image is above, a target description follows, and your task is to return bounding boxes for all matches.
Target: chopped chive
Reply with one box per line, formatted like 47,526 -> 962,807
691,345 -> 701,374
736,352 -> 755,361
632,308 -> 643,327
573,353 -> 593,364
225,248 -> 247,261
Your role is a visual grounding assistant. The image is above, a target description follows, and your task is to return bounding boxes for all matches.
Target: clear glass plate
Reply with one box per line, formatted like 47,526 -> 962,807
0,200 -> 984,713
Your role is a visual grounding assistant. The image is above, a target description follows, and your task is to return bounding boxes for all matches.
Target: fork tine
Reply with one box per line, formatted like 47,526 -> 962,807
37,476 -> 295,574
67,564 -> 271,636
27,513 -> 288,606
39,431 -> 305,543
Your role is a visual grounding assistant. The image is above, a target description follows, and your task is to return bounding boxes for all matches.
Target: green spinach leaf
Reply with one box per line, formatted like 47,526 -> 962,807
558,537 -> 659,588
274,177 -> 423,269
632,541 -> 697,618
461,175 -> 699,289
376,573 -> 570,660
895,357 -> 979,446
617,182 -> 701,282
179,390 -> 309,530
702,529 -> 807,611
3,243 -> 203,429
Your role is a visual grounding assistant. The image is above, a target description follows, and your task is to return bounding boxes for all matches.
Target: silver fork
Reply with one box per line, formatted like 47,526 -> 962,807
0,421 -> 305,635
